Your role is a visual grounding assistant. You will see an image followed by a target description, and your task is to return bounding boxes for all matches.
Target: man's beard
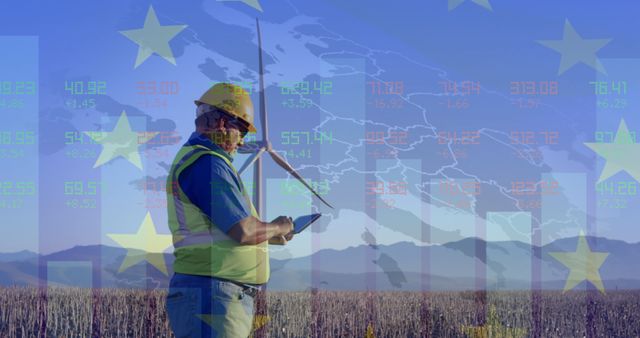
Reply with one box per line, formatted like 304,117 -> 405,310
206,129 -> 241,156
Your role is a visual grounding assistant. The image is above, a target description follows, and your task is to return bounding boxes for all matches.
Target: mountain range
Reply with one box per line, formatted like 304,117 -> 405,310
1,236 -> 638,291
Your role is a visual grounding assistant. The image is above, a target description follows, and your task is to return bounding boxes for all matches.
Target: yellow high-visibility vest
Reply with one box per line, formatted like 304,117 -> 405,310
166,144 -> 268,284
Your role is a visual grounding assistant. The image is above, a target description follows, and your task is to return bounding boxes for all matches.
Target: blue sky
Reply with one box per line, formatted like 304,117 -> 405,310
1,0 -> 639,260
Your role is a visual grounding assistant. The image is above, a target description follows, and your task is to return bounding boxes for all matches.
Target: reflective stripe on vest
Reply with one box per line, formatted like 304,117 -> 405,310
166,144 -> 268,284
170,146 -> 210,236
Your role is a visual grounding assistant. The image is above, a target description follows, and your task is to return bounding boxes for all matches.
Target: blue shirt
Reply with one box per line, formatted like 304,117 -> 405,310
178,132 -> 252,233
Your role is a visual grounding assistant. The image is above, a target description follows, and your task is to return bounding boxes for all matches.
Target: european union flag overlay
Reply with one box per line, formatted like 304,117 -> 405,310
1,0 -> 639,336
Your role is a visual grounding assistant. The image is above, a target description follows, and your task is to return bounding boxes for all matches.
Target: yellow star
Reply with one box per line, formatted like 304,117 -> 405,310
107,212 -> 173,275
218,0 -> 263,12
449,0 -> 493,11
251,314 -> 270,335
460,305 -> 527,337
365,323 -> 375,338
85,111 -> 158,170
537,19 -> 611,75
549,231 -> 609,294
584,118 -> 640,184
119,5 -> 187,68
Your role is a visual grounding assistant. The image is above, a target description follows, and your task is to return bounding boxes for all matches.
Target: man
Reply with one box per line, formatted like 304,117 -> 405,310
165,83 -> 294,337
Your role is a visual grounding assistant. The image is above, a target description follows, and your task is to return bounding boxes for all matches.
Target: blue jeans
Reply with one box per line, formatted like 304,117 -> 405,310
166,272 -> 259,338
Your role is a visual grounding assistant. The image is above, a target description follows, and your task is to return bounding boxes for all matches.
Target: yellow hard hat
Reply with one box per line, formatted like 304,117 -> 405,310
194,83 -> 257,133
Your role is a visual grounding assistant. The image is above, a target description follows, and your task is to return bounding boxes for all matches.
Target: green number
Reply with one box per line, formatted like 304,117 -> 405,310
64,81 -> 73,95
74,181 -> 83,195
2,181 -> 13,195
64,181 -> 74,195
594,131 -> 604,143
323,131 -> 333,144
25,81 -> 35,95
97,81 -> 106,95
302,81 -> 310,95
15,131 -> 34,145
87,181 -> 97,195
281,131 -> 290,145
300,131 -> 310,145
13,131 -> 23,144
64,131 -> 81,145
74,82 -> 83,95
15,82 -> 24,95
87,81 -> 96,95
280,82 -> 290,95
0,132 -> 10,145
323,81 -> 332,95
290,131 -> 300,145
1,81 -> 12,95
617,182 -> 627,195
596,182 -> 614,195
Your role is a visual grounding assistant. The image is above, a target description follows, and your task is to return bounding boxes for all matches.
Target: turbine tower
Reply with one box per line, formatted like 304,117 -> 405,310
237,19 -> 334,217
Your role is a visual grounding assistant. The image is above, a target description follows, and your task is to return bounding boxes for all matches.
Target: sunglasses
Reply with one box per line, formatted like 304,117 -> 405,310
210,109 -> 250,137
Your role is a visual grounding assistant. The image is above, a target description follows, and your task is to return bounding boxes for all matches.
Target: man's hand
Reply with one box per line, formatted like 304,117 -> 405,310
228,215 -> 294,245
268,232 -> 294,245
268,216 -> 294,245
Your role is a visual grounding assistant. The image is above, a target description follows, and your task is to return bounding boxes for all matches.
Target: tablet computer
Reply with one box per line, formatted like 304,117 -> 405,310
292,213 -> 321,234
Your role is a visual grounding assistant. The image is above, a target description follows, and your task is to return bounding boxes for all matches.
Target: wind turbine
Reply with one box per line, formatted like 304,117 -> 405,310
237,19 -> 334,216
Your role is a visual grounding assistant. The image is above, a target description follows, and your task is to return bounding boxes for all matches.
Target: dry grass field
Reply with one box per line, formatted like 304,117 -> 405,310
0,286 -> 638,337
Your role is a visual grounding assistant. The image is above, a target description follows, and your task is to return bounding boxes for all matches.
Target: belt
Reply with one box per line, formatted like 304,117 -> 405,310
214,276 -> 264,298
239,284 -> 261,298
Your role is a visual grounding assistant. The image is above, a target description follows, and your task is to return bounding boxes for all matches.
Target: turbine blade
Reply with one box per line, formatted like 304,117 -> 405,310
267,149 -> 334,209
256,18 -> 269,142
238,147 -> 266,175
238,140 -> 262,154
